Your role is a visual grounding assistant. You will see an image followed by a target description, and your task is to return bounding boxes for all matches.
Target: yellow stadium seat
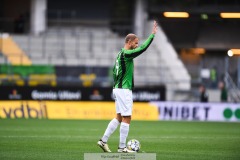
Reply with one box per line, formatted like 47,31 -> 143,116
0,36 -> 32,65
79,74 -> 96,87
0,74 -> 24,86
28,74 -> 57,86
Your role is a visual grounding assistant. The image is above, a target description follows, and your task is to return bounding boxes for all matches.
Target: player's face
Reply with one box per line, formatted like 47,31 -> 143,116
130,38 -> 139,49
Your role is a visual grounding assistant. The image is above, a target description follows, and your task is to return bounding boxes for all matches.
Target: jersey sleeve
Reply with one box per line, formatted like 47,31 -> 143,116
124,34 -> 155,59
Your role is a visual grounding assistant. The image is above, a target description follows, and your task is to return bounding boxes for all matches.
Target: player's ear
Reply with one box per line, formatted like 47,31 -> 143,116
127,40 -> 132,46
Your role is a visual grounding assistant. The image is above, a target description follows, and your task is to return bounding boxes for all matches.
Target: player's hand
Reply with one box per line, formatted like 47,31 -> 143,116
152,20 -> 158,34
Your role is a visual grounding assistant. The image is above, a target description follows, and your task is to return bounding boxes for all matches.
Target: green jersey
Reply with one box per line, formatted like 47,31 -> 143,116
113,34 -> 155,89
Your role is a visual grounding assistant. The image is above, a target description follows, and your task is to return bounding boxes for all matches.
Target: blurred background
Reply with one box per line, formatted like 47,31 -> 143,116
0,0 -> 240,103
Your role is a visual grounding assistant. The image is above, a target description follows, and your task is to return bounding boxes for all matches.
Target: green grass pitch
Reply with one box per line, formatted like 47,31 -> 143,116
0,119 -> 240,160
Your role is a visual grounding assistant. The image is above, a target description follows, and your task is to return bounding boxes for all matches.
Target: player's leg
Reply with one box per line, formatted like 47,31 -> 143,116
101,114 -> 121,143
116,113 -> 122,122
97,115 -> 120,152
97,89 -> 121,152
117,89 -> 135,152
119,115 -> 131,147
118,115 -> 135,153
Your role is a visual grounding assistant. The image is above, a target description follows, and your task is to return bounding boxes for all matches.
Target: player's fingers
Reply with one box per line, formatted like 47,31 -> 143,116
154,21 -> 157,27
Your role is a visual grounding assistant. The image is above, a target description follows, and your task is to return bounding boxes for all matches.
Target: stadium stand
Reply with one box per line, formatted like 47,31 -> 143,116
0,34 -> 31,65
0,74 -> 24,86
0,65 -> 56,86
12,26 -> 118,66
11,22 -> 191,96
28,74 -> 56,86
1,0 -> 239,102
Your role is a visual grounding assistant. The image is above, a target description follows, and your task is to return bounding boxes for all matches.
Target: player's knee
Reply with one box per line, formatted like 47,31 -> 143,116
122,116 -> 131,124
116,117 -> 122,123
116,114 -> 122,122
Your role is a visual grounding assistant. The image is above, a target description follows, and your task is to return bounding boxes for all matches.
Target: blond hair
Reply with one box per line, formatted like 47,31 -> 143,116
125,34 -> 137,43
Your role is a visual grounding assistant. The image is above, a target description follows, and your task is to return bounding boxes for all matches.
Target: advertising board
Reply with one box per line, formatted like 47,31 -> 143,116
0,86 -> 166,102
152,101 -> 240,122
0,101 -> 158,120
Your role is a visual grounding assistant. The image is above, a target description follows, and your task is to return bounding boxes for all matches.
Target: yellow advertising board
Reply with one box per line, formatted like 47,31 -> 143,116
0,101 -> 47,119
0,101 -> 158,120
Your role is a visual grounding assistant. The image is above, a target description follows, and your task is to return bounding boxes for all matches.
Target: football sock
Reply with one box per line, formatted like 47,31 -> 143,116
119,122 -> 130,148
101,118 -> 120,143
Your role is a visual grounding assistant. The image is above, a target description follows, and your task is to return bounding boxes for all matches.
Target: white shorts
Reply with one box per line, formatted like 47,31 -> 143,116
113,88 -> 133,116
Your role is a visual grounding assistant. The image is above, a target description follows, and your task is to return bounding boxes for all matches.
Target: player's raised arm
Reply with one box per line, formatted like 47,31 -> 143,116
124,20 -> 158,58
152,20 -> 158,34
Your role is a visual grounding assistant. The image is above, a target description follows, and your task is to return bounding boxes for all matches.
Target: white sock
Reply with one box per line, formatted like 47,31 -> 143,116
119,122 -> 130,148
101,118 -> 120,143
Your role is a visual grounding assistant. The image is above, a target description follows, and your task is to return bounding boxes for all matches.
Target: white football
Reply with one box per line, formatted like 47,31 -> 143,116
127,139 -> 141,152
